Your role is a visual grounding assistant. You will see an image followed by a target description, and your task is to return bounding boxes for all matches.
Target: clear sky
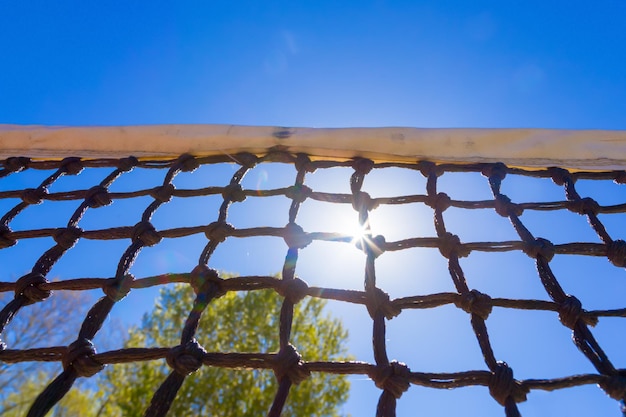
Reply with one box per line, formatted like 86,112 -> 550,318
1,1 -> 626,417
1,1 -> 625,129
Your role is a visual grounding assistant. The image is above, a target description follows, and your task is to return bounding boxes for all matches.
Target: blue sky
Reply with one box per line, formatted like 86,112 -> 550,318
1,1 -> 626,416
2,1 -> 625,129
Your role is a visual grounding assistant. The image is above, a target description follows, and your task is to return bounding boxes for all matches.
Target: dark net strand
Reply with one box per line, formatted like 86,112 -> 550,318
0,151 -> 625,417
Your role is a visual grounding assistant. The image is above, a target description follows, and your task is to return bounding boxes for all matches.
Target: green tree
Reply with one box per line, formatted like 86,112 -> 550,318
0,290 -> 109,417
1,371 -> 106,417
100,283 -> 351,417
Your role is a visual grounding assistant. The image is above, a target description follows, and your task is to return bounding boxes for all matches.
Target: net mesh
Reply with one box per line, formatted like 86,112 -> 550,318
1,149 -> 625,417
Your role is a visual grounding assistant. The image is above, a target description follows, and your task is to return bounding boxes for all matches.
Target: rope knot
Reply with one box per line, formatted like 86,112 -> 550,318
599,372 -> 626,401
132,221 -> 162,246
523,238 -> 555,261
53,227 -> 82,250
63,338 -> 104,377
607,240 -> 626,267
558,294 -> 582,329
352,158 -> 375,175
85,185 -> 112,208
117,156 -> 138,172
190,265 -> 226,298
21,188 -> 47,205
103,275 -> 134,301
370,361 -> 411,399
283,222 -> 311,249
204,221 -> 234,243
455,289 -> 493,320
558,294 -> 599,329
295,153 -> 316,173
285,184 -> 312,203
481,163 -> 508,182
151,184 -> 175,203
366,287 -> 401,320
222,183 -> 246,202
234,152 -> 258,168
61,157 -> 83,175
166,340 -> 206,376
548,167 -> 572,186
438,232 -> 469,259
615,172 -> 626,184
15,272 -> 50,305
494,194 -> 523,217
352,191 -> 375,212
567,197 -> 600,215
425,192 -> 451,212
489,362 -> 528,406
178,153 -> 199,172
277,277 -> 309,304
355,234 -> 386,258
3,157 -> 30,173
273,344 -> 310,384
0,226 -> 16,249
417,161 -> 443,178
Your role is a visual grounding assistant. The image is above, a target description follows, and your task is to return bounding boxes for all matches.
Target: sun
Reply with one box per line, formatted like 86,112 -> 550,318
324,205 -> 368,239
347,220 -> 369,244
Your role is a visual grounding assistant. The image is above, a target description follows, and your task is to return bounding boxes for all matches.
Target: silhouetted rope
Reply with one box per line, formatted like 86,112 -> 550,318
0,152 -> 625,416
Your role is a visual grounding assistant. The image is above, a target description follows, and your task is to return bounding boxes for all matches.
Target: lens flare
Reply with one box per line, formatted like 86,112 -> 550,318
256,170 -> 269,196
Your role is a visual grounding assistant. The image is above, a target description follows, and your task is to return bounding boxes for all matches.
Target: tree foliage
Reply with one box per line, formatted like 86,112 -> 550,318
0,290 -> 106,417
100,283 -> 351,417
0,281 -> 351,416
1,371 -> 105,417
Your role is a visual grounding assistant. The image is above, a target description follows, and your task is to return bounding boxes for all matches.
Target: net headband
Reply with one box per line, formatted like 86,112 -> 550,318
1,124 -> 626,170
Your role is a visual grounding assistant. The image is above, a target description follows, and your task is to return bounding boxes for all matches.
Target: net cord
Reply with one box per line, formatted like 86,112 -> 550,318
1,142 -> 626,416
1,124 -> 626,170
